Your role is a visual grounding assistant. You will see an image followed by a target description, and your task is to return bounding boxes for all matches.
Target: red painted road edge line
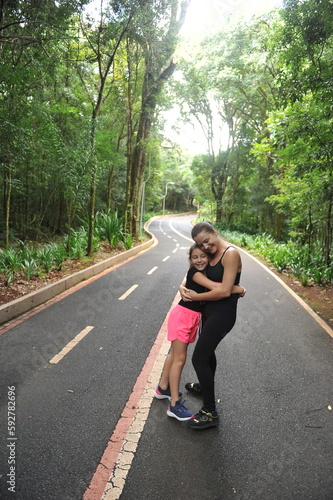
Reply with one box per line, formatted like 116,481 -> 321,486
83,296 -> 177,500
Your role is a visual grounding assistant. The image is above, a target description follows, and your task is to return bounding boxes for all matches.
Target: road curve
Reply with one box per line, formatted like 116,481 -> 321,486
0,214 -> 331,500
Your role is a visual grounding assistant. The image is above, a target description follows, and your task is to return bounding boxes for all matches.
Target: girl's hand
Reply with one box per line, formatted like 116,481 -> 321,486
187,289 -> 199,300
179,283 -> 192,302
239,286 -> 246,297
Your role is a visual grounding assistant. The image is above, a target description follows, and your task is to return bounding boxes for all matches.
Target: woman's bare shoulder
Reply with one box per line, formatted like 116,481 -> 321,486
223,246 -> 242,269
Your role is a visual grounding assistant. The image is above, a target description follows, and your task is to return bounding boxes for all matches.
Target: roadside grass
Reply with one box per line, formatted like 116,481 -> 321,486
1,212 -> 331,290
218,227 -> 332,287
0,211 -> 136,287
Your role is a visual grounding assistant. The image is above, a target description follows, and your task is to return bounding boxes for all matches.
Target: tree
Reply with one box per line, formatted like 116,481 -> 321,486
0,0 -> 90,244
257,0 -> 333,261
124,0 -> 190,237
77,1 -> 142,254
175,14 -> 280,225
253,97 -> 333,265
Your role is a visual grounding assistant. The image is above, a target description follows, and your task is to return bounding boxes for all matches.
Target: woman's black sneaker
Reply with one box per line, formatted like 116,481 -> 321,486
187,408 -> 219,430
185,382 -> 202,396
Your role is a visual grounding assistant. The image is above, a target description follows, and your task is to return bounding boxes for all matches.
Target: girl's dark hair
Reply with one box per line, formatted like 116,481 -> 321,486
188,243 -> 201,259
191,221 -> 215,239
188,243 -> 210,260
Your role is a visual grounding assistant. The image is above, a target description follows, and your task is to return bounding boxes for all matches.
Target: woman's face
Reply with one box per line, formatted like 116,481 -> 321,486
190,247 -> 209,271
193,230 -> 218,255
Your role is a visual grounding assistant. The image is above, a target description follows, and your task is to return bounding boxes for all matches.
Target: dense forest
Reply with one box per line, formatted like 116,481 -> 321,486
0,0 -> 332,272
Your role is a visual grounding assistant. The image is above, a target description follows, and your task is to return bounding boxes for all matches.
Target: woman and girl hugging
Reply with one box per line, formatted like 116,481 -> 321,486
154,221 -> 246,430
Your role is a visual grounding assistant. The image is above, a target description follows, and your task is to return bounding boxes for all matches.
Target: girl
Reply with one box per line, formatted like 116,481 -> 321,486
155,243 -> 245,422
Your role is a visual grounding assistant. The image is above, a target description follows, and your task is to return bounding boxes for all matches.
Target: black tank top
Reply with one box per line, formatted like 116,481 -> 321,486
205,246 -> 241,313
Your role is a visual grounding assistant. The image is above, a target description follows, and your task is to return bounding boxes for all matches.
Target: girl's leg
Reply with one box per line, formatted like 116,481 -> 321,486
158,305 -> 180,391
169,339 -> 188,406
158,348 -> 174,390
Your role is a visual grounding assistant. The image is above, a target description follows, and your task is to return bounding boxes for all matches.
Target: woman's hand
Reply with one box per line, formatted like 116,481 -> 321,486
179,283 -> 193,302
239,286 -> 246,297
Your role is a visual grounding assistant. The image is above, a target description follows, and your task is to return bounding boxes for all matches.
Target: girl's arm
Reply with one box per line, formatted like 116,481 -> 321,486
188,249 -> 243,301
178,279 -> 188,296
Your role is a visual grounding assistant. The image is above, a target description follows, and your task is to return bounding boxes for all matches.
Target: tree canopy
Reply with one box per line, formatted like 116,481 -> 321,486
172,0 -> 332,264
0,0 -> 331,267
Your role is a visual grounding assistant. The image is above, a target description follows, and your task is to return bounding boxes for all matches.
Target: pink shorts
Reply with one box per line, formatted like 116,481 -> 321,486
167,304 -> 201,344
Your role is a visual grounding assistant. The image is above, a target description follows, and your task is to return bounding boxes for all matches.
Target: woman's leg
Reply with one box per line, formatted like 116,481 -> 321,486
169,339 -> 188,406
209,352 -> 217,377
192,312 -> 235,411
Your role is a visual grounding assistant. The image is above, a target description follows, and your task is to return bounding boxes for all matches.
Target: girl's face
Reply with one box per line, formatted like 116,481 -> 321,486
190,247 -> 209,271
193,230 -> 218,255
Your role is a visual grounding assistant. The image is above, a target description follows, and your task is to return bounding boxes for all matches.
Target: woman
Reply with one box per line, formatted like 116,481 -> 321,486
180,221 -> 243,430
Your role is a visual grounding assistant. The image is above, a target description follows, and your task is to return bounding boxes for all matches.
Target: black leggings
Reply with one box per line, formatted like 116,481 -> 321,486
192,307 -> 236,412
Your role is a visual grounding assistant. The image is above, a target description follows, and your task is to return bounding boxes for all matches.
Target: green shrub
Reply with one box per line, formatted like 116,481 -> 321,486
21,258 -> 39,280
266,245 -> 289,272
50,243 -> 67,270
221,228 -> 331,286
1,247 -> 22,274
300,272 -> 309,286
241,235 -> 247,247
311,267 -> 326,285
124,233 -> 133,250
38,246 -> 54,273
70,242 -> 85,260
95,211 -> 124,248
325,266 -> 333,283
17,240 -> 38,262
65,227 -> 87,259
2,266 -> 15,287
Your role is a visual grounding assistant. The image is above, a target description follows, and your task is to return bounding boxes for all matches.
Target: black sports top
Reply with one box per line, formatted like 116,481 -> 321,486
205,246 -> 241,313
179,266 -> 206,313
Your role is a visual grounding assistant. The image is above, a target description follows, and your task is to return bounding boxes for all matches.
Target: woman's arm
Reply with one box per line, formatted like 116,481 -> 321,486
188,284 -> 245,301
188,249 -> 242,301
192,269 -> 243,295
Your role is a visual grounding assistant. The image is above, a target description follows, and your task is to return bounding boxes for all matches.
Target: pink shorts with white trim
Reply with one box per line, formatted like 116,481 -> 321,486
167,304 -> 202,344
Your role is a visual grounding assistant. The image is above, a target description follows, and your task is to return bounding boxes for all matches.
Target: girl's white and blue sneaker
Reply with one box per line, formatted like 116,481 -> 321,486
154,385 -> 182,400
167,400 -> 194,421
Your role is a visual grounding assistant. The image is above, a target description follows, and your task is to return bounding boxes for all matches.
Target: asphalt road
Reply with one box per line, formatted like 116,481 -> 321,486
0,214 -> 332,500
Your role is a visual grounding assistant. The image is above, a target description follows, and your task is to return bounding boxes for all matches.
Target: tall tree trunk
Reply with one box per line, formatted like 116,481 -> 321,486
211,153 -> 228,224
87,115 -> 97,256
82,14 -> 132,255
4,158 -> 12,247
125,61 -> 177,237
124,0 -> 189,238
106,163 -> 115,211
126,102 -> 150,236
325,194 -> 332,267
124,37 -> 135,236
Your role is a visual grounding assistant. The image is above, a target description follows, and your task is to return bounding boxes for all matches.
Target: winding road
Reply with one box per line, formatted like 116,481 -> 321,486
0,214 -> 332,500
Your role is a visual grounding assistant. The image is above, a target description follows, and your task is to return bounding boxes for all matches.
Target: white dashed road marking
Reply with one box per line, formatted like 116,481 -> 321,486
49,326 -> 94,364
118,285 -> 138,300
